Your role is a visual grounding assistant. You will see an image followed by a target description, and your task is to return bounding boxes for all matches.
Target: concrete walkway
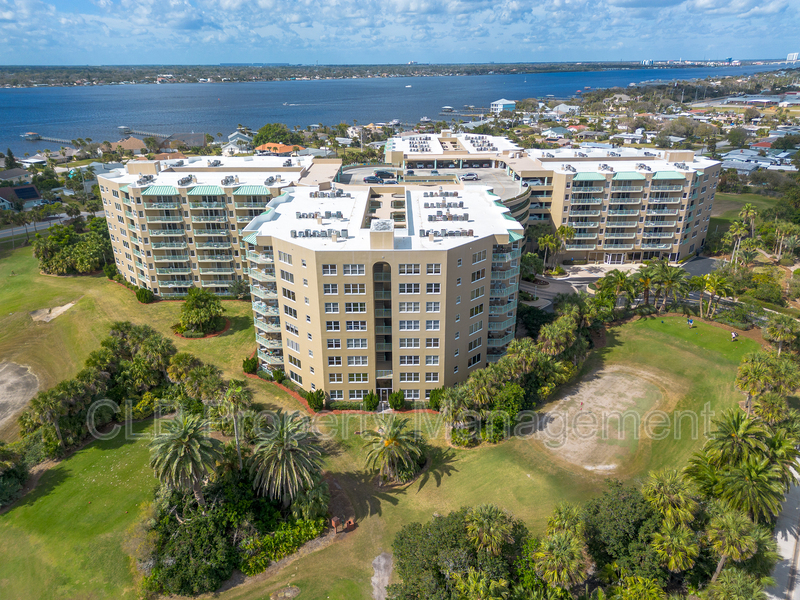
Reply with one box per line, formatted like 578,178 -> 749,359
767,481 -> 800,600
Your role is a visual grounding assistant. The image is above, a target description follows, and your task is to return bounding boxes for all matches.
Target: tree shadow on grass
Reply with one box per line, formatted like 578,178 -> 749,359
218,314 -> 252,337
415,446 -> 459,492
330,470 -> 405,520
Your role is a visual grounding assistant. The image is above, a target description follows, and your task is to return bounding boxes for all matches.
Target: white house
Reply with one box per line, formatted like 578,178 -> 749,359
490,98 -> 516,115
553,103 -> 580,116
227,130 -> 253,146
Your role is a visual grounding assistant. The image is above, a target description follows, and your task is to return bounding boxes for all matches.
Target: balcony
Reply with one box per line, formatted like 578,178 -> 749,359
651,184 -> 684,192
127,223 -> 139,232
251,284 -> 277,299
257,350 -> 284,366
156,267 -> 191,275
571,186 -> 604,193
375,325 -> 393,335
247,251 -> 274,264
374,291 -> 391,300
492,248 -> 521,262
201,279 -> 234,287
648,195 -> 682,203
566,243 -> 596,251
491,266 -> 520,281
569,210 -> 601,217
603,243 -> 634,250
642,243 -> 672,250
489,317 -> 515,330
160,292 -> 188,299
197,254 -> 232,262
149,228 -> 186,236
122,197 -> 131,206
132,248 -> 143,258
642,231 -> 674,239
571,232 -> 597,239
159,279 -> 192,288
375,343 -> 393,352
644,220 -> 677,227
489,285 -> 516,298
487,333 -> 514,347
253,302 -> 279,317
200,267 -> 235,274
237,215 -> 256,222
197,241 -> 232,249
153,254 -> 189,262
256,334 -> 283,349
152,241 -> 187,249
373,272 -> 392,282
646,209 -> 679,216
376,369 -> 393,379
249,270 -> 276,283
235,202 -> 266,208
189,202 -> 226,209
374,308 -> 392,318
191,215 -> 228,223
144,201 -> 180,209
605,220 -> 637,227
603,232 -> 636,239
611,185 -> 644,192
607,209 -> 639,216
193,228 -> 229,236
568,220 -> 599,228
611,198 -> 641,205
254,318 -> 281,333
489,303 -> 515,316
145,215 -> 183,223
569,196 -> 603,204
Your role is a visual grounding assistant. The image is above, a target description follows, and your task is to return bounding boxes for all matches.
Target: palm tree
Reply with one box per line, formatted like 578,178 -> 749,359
641,469 -> 698,526
763,313 -> 800,356
720,457 -> 784,523
651,522 -> 699,573
703,273 -> 732,318
601,269 -> 629,309
466,504 -> 514,556
184,363 -> 224,402
704,409 -> 769,468
167,352 -> 201,384
736,357 -> 771,416
728,221 -> 749,267
764,427 -> 800,492
290,473 -> 330,521
221,379 -> 252,471
608,577 -> 666,600
633,264 -> 655,306
752,392 -> 789,426
533,531 -> 587,589
547,502 -> 584,537
555,225 -> 576,265
363,415 -> 424,484
537,317 -> 576,357
538,234 -> 559,269
654,265 -> 689,311
452,568 -> 510,600
149,412 -> 221,508
739,203 -> 758,239
684,451 -> 722,498
706,508 -> 757,582
250,410 -> 323,506
30,392 -> 65,450
707,568 -> 767,600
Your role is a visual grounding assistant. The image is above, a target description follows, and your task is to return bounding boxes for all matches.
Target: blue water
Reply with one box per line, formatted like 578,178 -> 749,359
0,63 -> 786,157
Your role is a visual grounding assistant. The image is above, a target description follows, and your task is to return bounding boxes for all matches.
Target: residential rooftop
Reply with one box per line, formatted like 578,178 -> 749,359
385,132 -> 521,156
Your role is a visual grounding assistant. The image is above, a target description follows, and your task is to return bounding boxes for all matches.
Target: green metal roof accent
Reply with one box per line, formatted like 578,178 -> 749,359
233,185 -> 271,196
652,171 -> 686,180
494,201 -> 506,207
503,213 -> 518,222
141,185 -> 178,196
187,185 -> 224,196
572,172 -> 606,181
612,171 -> 645,180
508,230 -> 525,242
243,233 -> 259,245
119,185 -> 129,193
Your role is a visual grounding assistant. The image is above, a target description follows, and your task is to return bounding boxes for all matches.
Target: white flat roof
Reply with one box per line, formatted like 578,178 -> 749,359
243,185 -> 523,252
526,148 -> 721,175
385,132 -> 521,156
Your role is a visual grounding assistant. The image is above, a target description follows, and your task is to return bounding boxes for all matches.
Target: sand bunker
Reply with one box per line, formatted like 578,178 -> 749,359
536,365 -> 672,473
30,302 -> 75,323
0,362 -> 39,433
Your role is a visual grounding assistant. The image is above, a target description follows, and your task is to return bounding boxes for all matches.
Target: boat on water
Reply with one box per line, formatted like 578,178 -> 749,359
441,106 -> 454,113
389,119 -> 401,126
405,85 -> 412,88
420,116 -> 432,123
20,132 -> 41,140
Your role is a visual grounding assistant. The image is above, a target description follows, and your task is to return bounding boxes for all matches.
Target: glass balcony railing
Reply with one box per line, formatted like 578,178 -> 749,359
487,333 -> 514,347
257,350 -> 284,365
152,254 -> 189,262
152,241 -> 187,249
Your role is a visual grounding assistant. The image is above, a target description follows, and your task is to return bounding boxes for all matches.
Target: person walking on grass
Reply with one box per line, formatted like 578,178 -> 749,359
731,331 -> 738,342
688,318 -> 694,329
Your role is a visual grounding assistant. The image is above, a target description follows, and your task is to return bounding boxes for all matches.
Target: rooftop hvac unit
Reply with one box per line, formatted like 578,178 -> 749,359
305,229 -> 311,237
298,231 -> 305,237
291,230 -> 297,238
459,201 -> 464,208
296,212 -> 301,218
468,229 -> 474,236
325,211 -> 331,218
428,215 -> 434,221
419,229 -> 426,237
340,229 -> 348,238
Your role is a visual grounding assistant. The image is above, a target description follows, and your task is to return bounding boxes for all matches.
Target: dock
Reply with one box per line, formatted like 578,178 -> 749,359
126,129 -> 170,139
22,134 -> 73,145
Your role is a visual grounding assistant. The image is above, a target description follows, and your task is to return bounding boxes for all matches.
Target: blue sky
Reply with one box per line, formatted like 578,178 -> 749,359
0,0 -> 797,65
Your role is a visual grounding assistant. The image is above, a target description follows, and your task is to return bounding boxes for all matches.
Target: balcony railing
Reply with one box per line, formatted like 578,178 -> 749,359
374,291 -> 391,300
373,272 -> 392,282
571,232 -> 598,239
374,308 -> 392,318
566,244 -> 596,251
375,325 -> 392,335
648,195 -> 682,203
197,254 -> 232,262
127,223 -> 139,232
642,232 -> 674,239
235,202 -> 266,208
376,370 -> 393,379
571,186 -> 604,193
651,184 -> 684,192
201,279 -> 234,287
152,241 -> 187,249
153,254 -> 189,262
605,220 -> 637,227
251,286 -> 278,300
257,350 -> 284,366
256,334 -> 283,349
492,248 -> 522,262
158,279 -> 192,287
156,267 -> 191,274
189,202 -> 226,209
646,209 -> 679,216
237,216 -> 256,222
489,317 -> 515,330
569,196 -> 603,204
489,303 -> 515,316
197,241 -> 232,249
375,343 -> 393,352
249,270 -> 276,283
253,302 -> 280,317
611,185 -> 644,192
644,220 -> 677,227
567,220 -> 599,228
149,228 -> 186,236
603,243 -> 634,250
489,285 -> 516,298
144,202 -> 180,209
607,209 -> 639,216
193,228 -> 229,236
569,210 -> 601,217
247,251 -> 274,263
145,215 -> 183,223
641,243 -> 672,250
487,333 -> 514,347
191,215 -> 227,222
200,267 -> 235,274
611,198 -> 641,205
491,266 -> 520,281
603,232 -> 636,239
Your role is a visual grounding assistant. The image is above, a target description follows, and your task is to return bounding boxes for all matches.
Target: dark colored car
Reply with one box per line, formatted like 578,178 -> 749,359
363,175 -> 383,184
374,170 -> 395,180
406,169 -> 415,176
430,170 -> 440,175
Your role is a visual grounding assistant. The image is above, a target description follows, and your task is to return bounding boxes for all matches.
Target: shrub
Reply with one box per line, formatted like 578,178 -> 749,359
328,401 -> 364,410
239,519 -> 326,577
779,257 -> 795,266
428,388 -> 445,412
132,392 -> 156,419
272,369 -> 286,384
242,355 -> 258,374
563,258 -> 587,265
136,287 -> 155,304
751,281 -> 784,305
788,279 -> 800,301
388,390 -> 406,411
793,268 -> 800,280
362,391 -> 379,411
180,330 -> 205,338
103,263 -> 118,279
180,288 -> 225,334
256,369 -> 273,381
519,290 -> 534,301
306,389 -> 325,412
550,265 -> 566,275
450,425 -> 479,447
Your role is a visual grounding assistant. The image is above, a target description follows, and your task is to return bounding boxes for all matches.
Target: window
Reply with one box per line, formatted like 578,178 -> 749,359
455,332 -> 460,340
469,321 -> 483,335
303,279 -> 308,287
285,322 -> 299,336
326,321 -> 340,331
456,295 -> 461,304
426,302 -> 440,313
323,283 -> 338,295
457,258 -> 463,267
329,373 -> 343,383
344,283 -> 366,295
308,351 -> 313,359
470,286 -> 485,300
400,372 -> 420,382
327,338 -> 341,349
399,283 -> 420,294
278,251 -> 292,265
329,390 -> 343,400
400,355 -> 420,365
456,278 -> 462,286
399,302 -> 420,312
305,297 -> 309,305
427,283 -> 441,294
349,390 -> 369,400
343,264 -> 365,275
454,366 -> 459,373
471,269 -> 486,283
455,314 -> 461,323
306,315 -> 311,323
426,320 -> 440,331
425,355 -> 440,365
348,373 -> 369,383
426,263 -> 441,275
282,287 -> 295,301
470,304 -> 484,318
345,302 -> 367,313
283,305 -> 297,319
426,338 -> 440,348
328,356 -> 342,366
288,355 -> 302,368
346,320 -> 368,331
324,302 -> 339,313
468,354 -> 482,368
280,269 -> 294,283
302,259 -> 307,267
399,320 -> 420,331
307,332 -> 312,341
348,356 -> 368,366
287,339 -> 300,352
398,263 -> 420,275
322,264 -> 337,275
472,250 -> 486,264
399,338 -> 420,348
347,338 -> 368,349
289,370 -> 302,384
426,372 -> 439,383
468,337 -> 482,352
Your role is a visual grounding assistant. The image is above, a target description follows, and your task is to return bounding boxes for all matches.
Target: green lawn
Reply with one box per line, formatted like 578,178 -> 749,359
708,192 -> 780,237
0,248 -> 763,600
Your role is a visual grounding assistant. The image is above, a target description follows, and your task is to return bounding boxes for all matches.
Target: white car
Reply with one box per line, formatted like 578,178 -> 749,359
460,173 -> 479,181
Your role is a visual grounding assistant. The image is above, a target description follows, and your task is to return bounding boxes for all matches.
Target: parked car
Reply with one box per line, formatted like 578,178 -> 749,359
460,173 -> 479,181
430,170 -> 440,175
363,175 -> 383,184
384,179 -> 398,185
406,169 -> 415,176
374,170 -> 395,180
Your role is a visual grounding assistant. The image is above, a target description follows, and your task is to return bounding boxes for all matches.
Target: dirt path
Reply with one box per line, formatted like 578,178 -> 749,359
29,301 -> 76,322
371,552 -> 393,600
0,362 -> 39,436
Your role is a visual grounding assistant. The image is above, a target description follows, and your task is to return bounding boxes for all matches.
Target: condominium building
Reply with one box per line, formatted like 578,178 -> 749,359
97,156 -> 342,295
241,185 -> 524,399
